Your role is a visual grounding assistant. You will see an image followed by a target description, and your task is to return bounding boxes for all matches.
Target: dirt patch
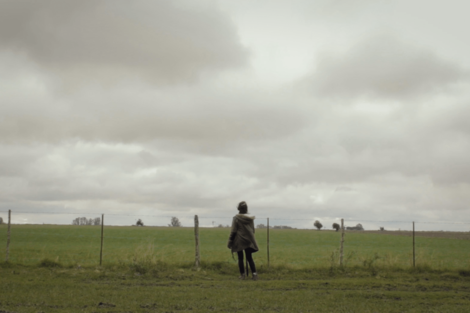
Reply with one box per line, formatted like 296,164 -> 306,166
140,303 -> 158,309
97,302 -> 116,308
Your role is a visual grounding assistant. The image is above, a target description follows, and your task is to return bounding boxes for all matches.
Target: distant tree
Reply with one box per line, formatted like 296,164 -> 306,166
0,217 -> 3,224
346,223 -> 364,231
218,224 -> 224,228
314,220 -> 323,230
136,219 -> 144,226
273,225 -> 294,229
168,217 -> 181,227
256,224 -> 266,229
73,217 -> 101,226
332,223 -> 340,232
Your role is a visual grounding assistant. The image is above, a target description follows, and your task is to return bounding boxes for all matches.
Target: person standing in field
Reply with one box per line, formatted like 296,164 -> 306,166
227,201 -> 259,280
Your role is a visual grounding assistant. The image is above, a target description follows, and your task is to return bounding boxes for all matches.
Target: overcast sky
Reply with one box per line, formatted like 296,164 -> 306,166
1,0 -> 469,230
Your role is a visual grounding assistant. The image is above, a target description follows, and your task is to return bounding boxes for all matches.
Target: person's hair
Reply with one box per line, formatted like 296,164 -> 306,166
238,201 -> 248,214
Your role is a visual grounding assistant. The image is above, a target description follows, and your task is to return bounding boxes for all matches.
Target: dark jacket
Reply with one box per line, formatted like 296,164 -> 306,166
227,214 -> 259,253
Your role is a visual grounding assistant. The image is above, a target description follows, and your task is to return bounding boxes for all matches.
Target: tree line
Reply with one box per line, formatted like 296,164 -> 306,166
70,216 -> 364,230
136,217 -> 183,227
72,217 -> 101,226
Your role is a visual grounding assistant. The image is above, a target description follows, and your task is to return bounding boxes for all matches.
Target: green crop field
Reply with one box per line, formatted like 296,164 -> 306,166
1,224 -> 470,270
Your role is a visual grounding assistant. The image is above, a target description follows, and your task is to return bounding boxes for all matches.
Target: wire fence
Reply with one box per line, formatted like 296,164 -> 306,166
1,210 -> 470,270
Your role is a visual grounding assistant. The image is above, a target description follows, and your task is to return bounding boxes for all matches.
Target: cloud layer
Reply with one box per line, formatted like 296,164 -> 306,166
0,0 -> 248,84
303,35 -> 468,100
1,1 -> 470,231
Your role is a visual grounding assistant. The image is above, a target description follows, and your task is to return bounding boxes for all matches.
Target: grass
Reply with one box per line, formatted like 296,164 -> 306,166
2,225 -> 470,312
1,224 -> 470,270
1,262 -> 470,312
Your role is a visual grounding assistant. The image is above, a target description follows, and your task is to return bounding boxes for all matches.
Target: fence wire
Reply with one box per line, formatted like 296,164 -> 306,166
1,211 -> 470,270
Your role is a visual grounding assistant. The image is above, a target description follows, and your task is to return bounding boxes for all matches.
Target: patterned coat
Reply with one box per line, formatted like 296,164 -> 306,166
227,214 -> 259,253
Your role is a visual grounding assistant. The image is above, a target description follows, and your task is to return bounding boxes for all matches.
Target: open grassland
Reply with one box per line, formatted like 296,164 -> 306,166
2,225 -> 470,312
1,224 -> 470,270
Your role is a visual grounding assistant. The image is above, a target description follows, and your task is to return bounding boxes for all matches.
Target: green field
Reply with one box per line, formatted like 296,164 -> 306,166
1,264 -> 470,313
1,224 -> 470,270
2,225 -> 470,312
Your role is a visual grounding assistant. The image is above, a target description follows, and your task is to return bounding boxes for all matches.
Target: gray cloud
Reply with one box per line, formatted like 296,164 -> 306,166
0,83 -> 307,149
302,35 -> 469,100
0,0 -> 248,84
1,1 -> 470,230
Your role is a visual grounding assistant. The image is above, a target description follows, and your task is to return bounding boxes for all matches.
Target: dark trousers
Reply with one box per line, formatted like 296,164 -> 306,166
237,248 -> 257,275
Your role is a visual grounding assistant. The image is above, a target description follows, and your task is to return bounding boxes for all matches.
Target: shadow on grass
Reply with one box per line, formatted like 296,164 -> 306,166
38,258 -> 63,268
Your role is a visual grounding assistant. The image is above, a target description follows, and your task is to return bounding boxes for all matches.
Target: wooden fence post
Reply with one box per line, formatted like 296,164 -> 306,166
339,218 -> 344,266
194,215 -> 200,268
412,221 -> 415,268
6,210 -> 11,262
267,217 -> 270,269
100,214 -> 104,266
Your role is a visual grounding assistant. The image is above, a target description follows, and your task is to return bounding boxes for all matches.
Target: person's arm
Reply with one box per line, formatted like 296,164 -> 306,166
227,217 -> 237,249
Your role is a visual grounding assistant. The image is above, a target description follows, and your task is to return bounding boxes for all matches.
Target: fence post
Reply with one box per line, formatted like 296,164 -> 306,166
100,214 -> 104,266
194,215 -> 200,268
267,217 -> 270,269
6,210 -> 11,262
412,221 -> 415,268
339,218 -> 344,266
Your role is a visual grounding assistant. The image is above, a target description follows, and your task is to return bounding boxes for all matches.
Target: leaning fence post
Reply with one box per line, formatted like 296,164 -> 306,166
194,215 -> 200,268
339,218 -> 344,266
100,214 -> 104,266
267,217 -> 270,269
6,210 -> 11,262
412,221 -> 415,268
